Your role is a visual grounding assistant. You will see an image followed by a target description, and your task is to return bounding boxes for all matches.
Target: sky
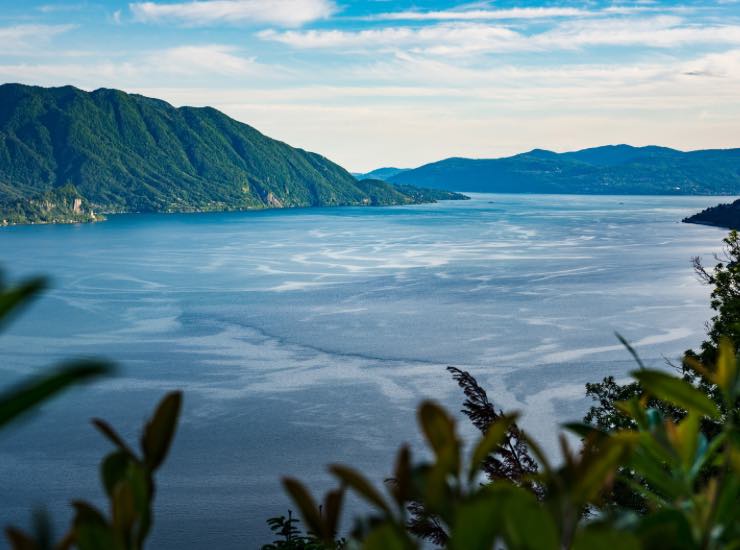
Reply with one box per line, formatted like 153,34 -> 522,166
1,0 -> 740,172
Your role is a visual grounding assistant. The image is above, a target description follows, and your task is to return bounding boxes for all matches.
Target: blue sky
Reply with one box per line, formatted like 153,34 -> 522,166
1,0 -> 740,171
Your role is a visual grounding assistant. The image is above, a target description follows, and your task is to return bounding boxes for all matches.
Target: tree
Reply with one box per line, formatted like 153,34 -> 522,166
584,230 -> 740,511
280,344 -> 740,549
1,272 -> 182,550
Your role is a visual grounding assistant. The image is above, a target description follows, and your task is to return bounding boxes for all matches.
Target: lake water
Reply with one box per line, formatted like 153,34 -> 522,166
0,194 -> 733,547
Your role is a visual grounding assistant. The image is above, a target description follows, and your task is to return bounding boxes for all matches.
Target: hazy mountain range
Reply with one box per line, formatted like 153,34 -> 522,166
0,84 -> 464,225
385,145 -> 740,195
353,167 -> 410,181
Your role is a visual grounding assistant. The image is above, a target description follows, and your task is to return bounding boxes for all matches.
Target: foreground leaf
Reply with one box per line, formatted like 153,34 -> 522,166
0,361 -> 111,429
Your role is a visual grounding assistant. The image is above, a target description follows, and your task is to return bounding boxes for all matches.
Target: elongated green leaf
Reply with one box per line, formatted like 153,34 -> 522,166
418,401 -> 458,461
330,464 -> 391,515
633,370 -> 720,418
563,422 -> 610,440
573,527 -> 641,550
390,444 -> 411,507
716,337 -> 738,405
629,450 -> 684,500
0,361 -> 111,429
448,496 -> 500,550
616,332 -> 647,370
322,487 -> 345,538
111,482 -> 136,535
4,526 -> 36,550
573,442 -> 627,503
0,277 -> 45,330
141,391 -> 182,470
468,414 -> 517,482
673,413 -> 700,471
362,522 -> 414,550
713,474 -> 740,527
92,419 -> 136,458
282,478 -> 325,540
101,451 -> 131,498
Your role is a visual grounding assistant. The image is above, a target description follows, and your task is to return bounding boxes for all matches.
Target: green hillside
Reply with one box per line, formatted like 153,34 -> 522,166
389,145 -> 740,195
0,83 -> 465,225
683,198 -> 740,229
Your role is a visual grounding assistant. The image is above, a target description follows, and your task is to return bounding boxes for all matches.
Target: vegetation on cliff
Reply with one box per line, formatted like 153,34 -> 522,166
683,200 -> 740,230
0,84 -> 465,225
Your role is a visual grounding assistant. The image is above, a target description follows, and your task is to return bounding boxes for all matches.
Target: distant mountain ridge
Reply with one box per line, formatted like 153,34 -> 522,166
0,83 -> 465,225
387,145 -> 740,195
354,167 -> 410,181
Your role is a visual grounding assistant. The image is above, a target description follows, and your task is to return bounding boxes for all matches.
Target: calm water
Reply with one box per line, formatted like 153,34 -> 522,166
0,194 -> 733,547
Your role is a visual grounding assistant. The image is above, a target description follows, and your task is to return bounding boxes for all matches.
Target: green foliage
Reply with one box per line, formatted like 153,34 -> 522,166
262,511 -> 343,550
0,271 -> 181,550
684,201 -> 740,230
6,391 -> 183,550
0,274 -> 111,430
585,231 -> 740,510
0,184 -> 97,226
0,83 -> 466,224
280,349 -> 740,549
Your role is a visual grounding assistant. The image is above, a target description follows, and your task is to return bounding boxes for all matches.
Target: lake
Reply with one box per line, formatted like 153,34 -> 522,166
0,194 -> 732,547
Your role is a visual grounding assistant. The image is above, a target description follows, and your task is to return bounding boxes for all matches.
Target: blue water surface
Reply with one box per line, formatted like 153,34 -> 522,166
0,194 -> 733,547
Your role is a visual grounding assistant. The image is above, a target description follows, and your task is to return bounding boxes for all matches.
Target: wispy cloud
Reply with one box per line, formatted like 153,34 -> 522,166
0,24 -> 77,54
0,44 -> 267,88
363,7 -> 591,22
260,16 -> 740,55
129,0 -> 337,27
153,44 -> 261,75
258,24 -> 520,53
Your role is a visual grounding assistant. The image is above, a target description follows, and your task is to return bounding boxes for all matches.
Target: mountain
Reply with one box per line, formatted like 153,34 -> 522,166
0,84 -> 465,225
683,199 -> 740,229
354,167 -> 410,181
389,145 -> 740,195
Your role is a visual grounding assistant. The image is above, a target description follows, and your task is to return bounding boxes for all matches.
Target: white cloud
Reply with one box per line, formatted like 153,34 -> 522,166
365,7 -> 591,22
259,17 -> 740,55
0,24 -> 76,54
363,4 -> 689,22
153,45 -> 260,75
540,15 -> 740,49
0,45 -> 266,88
129,0 -> 336,27
258,24 -> 522,54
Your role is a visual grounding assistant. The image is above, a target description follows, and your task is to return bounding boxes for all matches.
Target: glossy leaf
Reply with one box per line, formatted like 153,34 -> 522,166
5,527 -> 36,550
322,487 -> 345,539
468,413 -> 517,482
572,527 -> 641,550
418,401 -> 459,473
633,370 -> 720,419
141,391 -> 182,470
616,332 -> 647,371
390,444 -> 411,507
0,276 -> 45,330
92,419 -> 136,458
716,337 -> 738,403
100,451 -> 130,498
282,478 -> 325,540
0,361 -> 111,429
330,464 -> 391,515
362,522 -> 414,550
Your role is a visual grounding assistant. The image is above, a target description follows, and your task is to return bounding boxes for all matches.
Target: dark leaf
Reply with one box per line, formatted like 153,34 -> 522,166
140,391 -> 182,470
0,361 -> 111,429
